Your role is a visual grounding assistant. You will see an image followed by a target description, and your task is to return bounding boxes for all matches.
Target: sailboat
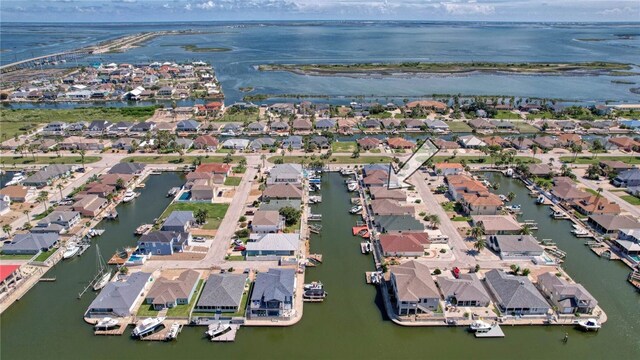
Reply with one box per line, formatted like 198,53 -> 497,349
92,245 -> 112,291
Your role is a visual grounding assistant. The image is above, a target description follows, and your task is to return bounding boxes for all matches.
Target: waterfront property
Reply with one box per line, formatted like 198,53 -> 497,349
379,232 -> 430,257
72,195 -> 108,217
471,215 -> 522,236
2,233 -> 58,255
437,274 -> 491,307
615,228 -> 640,259
587,214 -> 640,236
262,184 -> 303,201
0,185 -> 36,202
267,164 -> 303,185
248,268 -> 295,319
374,215 -> 425,233
484,269 -> 550,316
487,235 -> 544,260
161,211 -> 195,233
251,210 -> 285,233
0,265 -> 23,296
22,165 -> 73,188
137,231 -> 191,256
33,211 -> 81,234
108,163 -> 146,176
245,233 -> 300,260
144,270 -> 200,310
195,273 -> 248,314
85,272 -> 153,318
389,260 -> 440,315
537,272 -> 598,314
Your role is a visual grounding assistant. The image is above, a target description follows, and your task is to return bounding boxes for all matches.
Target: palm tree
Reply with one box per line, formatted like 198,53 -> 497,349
519,224 -> 533,235
510,264 -> 520,274
473,238 -> 486,253
429,214 -> 440,229
37,191 -> 49,212
260,154 -> 266,169
23,209 -> 31,223
56,183 -> 64,201
470,225 -> 484,240
2,224 -> 11,238
507,191 -> 516,202
78,149 -> 86,168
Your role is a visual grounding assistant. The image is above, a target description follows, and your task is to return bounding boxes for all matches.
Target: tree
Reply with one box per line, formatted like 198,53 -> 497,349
351,147 -> 360,159
2,224 -> 11,238
473,238 -> 486,253
115,177 -> 126,190
519,224 -> 533,235
585,164 -> 600,180
429,214 -> 440,229
521,268 -> 531,276
194,208 -> 209,225
260,154 -> 266,169
78,149 -> 86,168
23,209 -> 31,223
279,206 -> 301,227
37,191 -> 49,212
470,225 -> 484,240
56,183 -> 64,201
510,264 -> 520,274
507,191 -> 516,202
223,153 -> 233,164
570,143 -> 583,161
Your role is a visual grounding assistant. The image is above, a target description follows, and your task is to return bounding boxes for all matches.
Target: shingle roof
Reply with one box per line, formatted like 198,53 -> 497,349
146,270 -> 199,305
262,184 -> 303,199
3,233 -> 59,252
197,273 -> 247,308
490,235 -> 543,253
251,268 -> 295,303
252,210 -> 282,226
246,233 -> 300,252
391,261 -> 439,302
162,211 -> 195,229
438,273 -> 491,304
375,215 -> 425,232
87,272 -> 152,317
108,162 -> 145,175
485,269 -> 550,311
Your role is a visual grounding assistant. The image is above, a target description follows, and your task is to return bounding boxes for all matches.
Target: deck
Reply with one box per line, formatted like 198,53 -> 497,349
211,325 -> 240,342
140,320 -> 182,341
475,324 -> 505,338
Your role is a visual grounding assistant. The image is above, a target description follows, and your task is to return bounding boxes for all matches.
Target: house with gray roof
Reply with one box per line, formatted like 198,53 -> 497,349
484,269 -> 550,316
245,233 -> 300,260
86,272 -> 153,317
108,162 -> 145,175
176,119 -> 201,132
374,215 -> 425,233
267,164 -> 303,185
221,138 -> 250,150
314,119 -> 335,130
537,272 -> 597,314
390,260 -> 440,315
137,231 -> 191,255
144,270 -> 200,310
438,273 -> 491,307
195,273 -> 248,313
588,214 -> 640,236
488,235 -> 544,260
613,168 -> 640,187
161,211 -> 195,232
174,137 -> 194,150
246,122 -> 267,134
269,121 -> 289,132
615,228 -> 640,258
23,164 -> 73,187
282,135 -> 303,150
249,268 -> 296,318
33,211 -> 80,234
425,119 -> 449,133
249,137 -> 276,151
2,233 -> 59,255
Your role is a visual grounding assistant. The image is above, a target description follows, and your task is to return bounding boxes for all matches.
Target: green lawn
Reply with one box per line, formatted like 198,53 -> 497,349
160,203 -> 230,230
120,155 -> 244,164
0,107 -> 159,140
224,176 -> 242,186
493,110 -> 520,120
136,304 -> 159,317
431,155 -> 540,164
34,249 -> 57,262
512,122 -> 539,133
0,253 -> 34,260
218,112 -> 260,123
226,255 -> 245,261
270,155 -> 392,165
440,201 -> 456,212
620,195 -> 640,206
331,141 -> 357,153
452,216 -> 472,222
0,156 -> 101,165
526,111 -> 559,120
230,283 -> 251,318
284,218 -> 301,233
447,121 -> 472,132
584,188 -> 599,196
560,156 -> 640,164
166,279 -> 204,317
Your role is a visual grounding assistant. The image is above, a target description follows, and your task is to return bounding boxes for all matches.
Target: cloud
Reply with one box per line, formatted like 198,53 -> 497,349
597,6 -> 634,15
195,1 -> 215,10
440,1 -> 495,15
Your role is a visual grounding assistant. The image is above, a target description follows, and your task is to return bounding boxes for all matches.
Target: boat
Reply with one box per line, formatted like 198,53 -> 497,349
551,210 -> 569,219
499,194 -> 507,202
349,205 -> 363,214
123,189 -> 137,203
505,168 -> 514,177
361,241 -> 371,254
469,320 -> 492,332
5,172 -> 25,186
303,288 -> 327,299
575,318 -> 601,331
94,317 -> 119,330
87,229 -> 105,238
206,323 -> 232,339
135,224 -> 152,235
340,169 -> 356,176
536,195 -> 546,204
92,245 -> 112,291
105,211 -> 118,220
63,243 -> 80,259
166,323 -> 181,341
167,187 -> 180,197
132,317 -> 165,338
304,281 -> 323,291
347,182 -> 358,192
572,226 -> 590,237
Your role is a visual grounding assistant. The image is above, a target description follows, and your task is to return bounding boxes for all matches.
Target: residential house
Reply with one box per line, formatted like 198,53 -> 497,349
245,233 -> 300,260
99,173 -> 135,188
248,268 -> 295,318
484,269 -> 551,316
174,137 -> 194,150
314,119 -> 335,131
144,270 -> 200,310
528,163 -> 554,178
157,86 -> 174,97
482,136 -> 510,147
613,168 -> 640,187
438,273 -> 491,307
434,163 -> 463,176
85,272 -> 152,317
379,232 -> 430,257
390,261 -> 440,315
491,120 -> 516,132
433,138 -> 459,150
251,210 -> 285,233
84,182 -> 115,198
2,233 -> 59,255
370,199 -> 414,216
374,215 -> 425,233
460,192 -> 503,216
72,195 -> 107,217
558,134 -> 583,147
194,273 -> 248,313
615,228 -> 640,258
282,136 -> 303,150
176,119 -> 201,132
268,103 -> 295,115
510,137 -> 534,150
161,211 -> 195,232
357,137 -> 381,150
246,122 -> 267,134
532,136 -> 558,150
42,122 -> 69,136
137,231 -> 191,255
537,272 -> 597,314
363,169 -> 389,188
458,135 -> 486,148
551,178 -> 590,203
195,163 -> 232,177
588,214 -> 640,236
405,100 -> 448,113
468,118 -> 496,131
572,195 -> 620,216
112,138 -> 136,151
221,139 -> 250,150
33,211 -> 81,234
380,118 -> 401,129
108,162 -> 145,175
424,120 -> 449,133
190,180 -> 216,201
0,185 -> 35,202
23,164 -> 73,187
221,123 -> 241,134
269,121 -> 290,133
599,160 -> 633,175
292,119 -> 313,133
488,235 -> 544,260
608,136 -> 640,152
249,137 -> 276,151
387,137 -> 416,150
472,215 -> 522,235
267,164 -> 303,185
262,184 -> 303,201
0,265 -> 23,295
402,119 -> 424,131
129,121 -> 156,133
369,187 -> 406,201
309,136 -> 329,149
87,120 -> 112,135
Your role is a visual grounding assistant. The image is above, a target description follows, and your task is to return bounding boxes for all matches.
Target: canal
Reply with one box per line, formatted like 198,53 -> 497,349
1,172 -> 638,359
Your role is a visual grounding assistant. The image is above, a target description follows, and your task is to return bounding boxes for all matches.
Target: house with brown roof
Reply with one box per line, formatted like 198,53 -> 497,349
292,119 -> 313,133
468,118 -> 496,131
572,195 -> 620,216
460,192 -> 503,215
387,137 -> 416,150
551,178 -> 590,203
482,136 -> 509,147
434,162 -> 463,176
72,194 -> 108,217
84,183 -> 115,198
337,119 -> 358,134
587,214 -> 640,236
446,174 -> 488,201
558,134 -> 583,147
379,232 -> 430,257
363,169 -> 389,188
370,199 -> 414,216
195,163 -> 232,177
357,137 -> 381,150
369,187 -> 406,201
144,270 -> 200,310
262,183 -> 303,201
380,118 -> 401,129
193,135 -> 219,151
0,185 -> 35,202
390,261 -> 440,315
472,215 -> 522,235
528,163 -> 554,178
608,136 -> 640,152
532,136 -> 558,150
99,173 -> 135,188
599,160 -> 634,174
251,210 -> 285,233
433,138 -> 459,150
405,100 -> 448,113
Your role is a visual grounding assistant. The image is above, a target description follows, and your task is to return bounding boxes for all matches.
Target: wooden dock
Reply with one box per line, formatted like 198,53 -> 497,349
475,324 -> 505,338
140,321 -> 182,341
628,271 -> 640,291
94,324 -> 129,336
308,254 -> 323,263
211,325 -> 239,342
39,277 -> 56,282
108,248 -> 134,265
303,297 -> 325,303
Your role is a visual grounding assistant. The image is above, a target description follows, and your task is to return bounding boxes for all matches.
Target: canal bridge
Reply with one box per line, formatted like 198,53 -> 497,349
0,49 -> 93,73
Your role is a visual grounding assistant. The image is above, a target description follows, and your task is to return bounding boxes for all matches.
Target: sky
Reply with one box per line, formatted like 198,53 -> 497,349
1,0 -> 639,22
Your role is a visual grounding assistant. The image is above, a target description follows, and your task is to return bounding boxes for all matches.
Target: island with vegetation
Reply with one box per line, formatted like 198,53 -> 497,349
182,44 -> 231,53
258,61 -> 634,76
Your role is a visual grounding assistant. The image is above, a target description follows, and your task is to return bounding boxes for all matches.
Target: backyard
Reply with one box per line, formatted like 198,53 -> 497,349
331,141 -> 357,153
224,176 -> 242,186
560,156 -> 640,164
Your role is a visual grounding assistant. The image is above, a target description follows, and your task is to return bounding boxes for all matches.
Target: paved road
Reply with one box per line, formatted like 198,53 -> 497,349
577,176 -> 640,217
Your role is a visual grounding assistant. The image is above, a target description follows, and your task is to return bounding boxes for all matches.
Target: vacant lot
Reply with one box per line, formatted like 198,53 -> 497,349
331,141 -> 357,153
0,156 -> 101,165
120,155 -> 244,164
560,156 -> 640,164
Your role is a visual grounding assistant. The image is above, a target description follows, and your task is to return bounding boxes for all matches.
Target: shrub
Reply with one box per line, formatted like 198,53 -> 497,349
439,248 -> 447,254
433,268 -> 442,275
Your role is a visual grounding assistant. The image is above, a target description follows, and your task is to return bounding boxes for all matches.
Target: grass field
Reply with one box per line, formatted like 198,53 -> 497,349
270,155 -> 392,164
512,122 -> 539,133
34,249 -> 57,262
224,176 -> 242,186
0,107 -> 158,140
432,155 -> 540,164
493,110 -> 520,119
0,253 -> 34,260
331,141 -> 357,153
120,155 -> 244,164
218,111 -> 260,123
620,195 -> 640,206
560,156 -> 640,164
447,121 -> 472,132
0,156 -> 101,165
166,279 -> 204,317
584,188 -> 599,196
160,203 -> 230,230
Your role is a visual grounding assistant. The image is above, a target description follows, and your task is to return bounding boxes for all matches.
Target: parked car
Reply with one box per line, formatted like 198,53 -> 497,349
193,236 -> 205,242
233,245 -> 246,251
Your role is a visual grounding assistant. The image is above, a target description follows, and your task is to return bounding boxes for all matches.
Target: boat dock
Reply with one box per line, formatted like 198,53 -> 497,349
475,324 -> 505,338
108,248 -> 135,265
38,277 -> 56,282
308,213 -> 322,222
93,319 -> 130,336
303,297 -> 325,303
628,271 -> 640,291
308,254 -> 323,263
140,321 -> 183,341
211,325 -> 240,342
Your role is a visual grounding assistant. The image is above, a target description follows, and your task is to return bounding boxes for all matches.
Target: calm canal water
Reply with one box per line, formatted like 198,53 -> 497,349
1,172 -> 639,359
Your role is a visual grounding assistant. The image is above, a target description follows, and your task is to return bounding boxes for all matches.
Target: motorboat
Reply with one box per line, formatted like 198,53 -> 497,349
575,318 -> 601,331
206,323 -> 232,339
551,210 -> 569,219
340,169 -> 356,176
94,317 -> 119,330
63,243 -> 80,259
166,323 -> 181,340
469,320 -> 492,332
122,190 -> 137,203
349,205 -> 363,214
105,211 -> 118,220
572,226 -> 590,237
505,168 -> 514,177
167,187 -> 180,197
303,288 -> 327,299
304,281 -> 323,291
132,317 -> 165,337
5,172 -> 25,186
536,195 -> 546,204
499,194 -> 507,202
347,182 -> 358,192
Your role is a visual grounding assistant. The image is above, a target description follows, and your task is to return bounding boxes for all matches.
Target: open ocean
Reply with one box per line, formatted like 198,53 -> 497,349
2,21 -> 639,103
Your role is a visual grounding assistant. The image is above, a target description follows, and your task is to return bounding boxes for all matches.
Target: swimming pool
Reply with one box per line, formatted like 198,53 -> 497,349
178,191 -> 191,201
630,255 -> 640,263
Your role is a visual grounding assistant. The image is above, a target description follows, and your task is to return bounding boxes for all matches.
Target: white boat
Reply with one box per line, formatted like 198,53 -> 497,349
572,226 -> 590,237
63,243 -> 80,259
5,173 -> 25,186
575,318 -> 601,331
551,210 -> 568,219
536,195 -> 546,204
123,190 -> 137,203
94,317 -> 119,330
166,323 -> 181,340
206,323 -> 232,339
505,168 -> 514,177
349,205 -> 363,214
347,182 -> 358,192
340,169 -> 356,176
304,281 -> 323,290
132,317 -> 165,337
92,245 -> 112,291
469,320 -> 492,332
499,194 -> 507,202
93,271 -> 112,291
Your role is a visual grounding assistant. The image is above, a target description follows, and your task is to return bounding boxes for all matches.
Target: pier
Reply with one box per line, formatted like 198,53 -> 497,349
211,325 -> 240,342
475,324 -> 505,338
308,254 -> 323,263
140,321 -> 184,341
